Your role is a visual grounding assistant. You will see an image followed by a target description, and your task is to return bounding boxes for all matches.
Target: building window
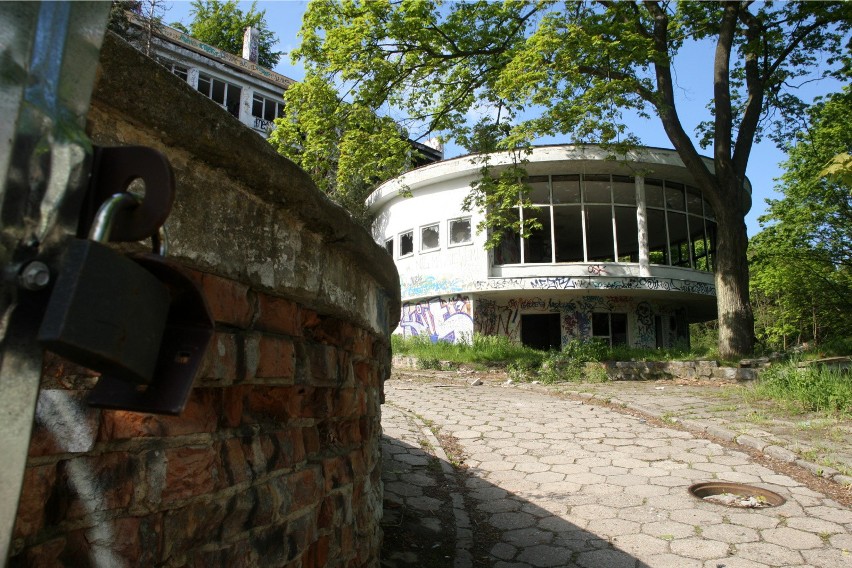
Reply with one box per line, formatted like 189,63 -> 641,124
399,230 -> 413,257
384,238 -> 394,256
448,217 -> 472,246
592,313 -> 628,346
421,224 -> 440,252
493,173 -> 716,271
165,62 -> 188,82
197,73 -> 242,118
251,94 -> 284,131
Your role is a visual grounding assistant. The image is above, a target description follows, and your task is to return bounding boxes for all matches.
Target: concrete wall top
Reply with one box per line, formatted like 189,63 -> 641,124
90,33 -> 400,334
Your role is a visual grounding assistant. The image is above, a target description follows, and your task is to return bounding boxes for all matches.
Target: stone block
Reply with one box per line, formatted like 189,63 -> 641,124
255,335 -> 296,380
161,446 -> 219,503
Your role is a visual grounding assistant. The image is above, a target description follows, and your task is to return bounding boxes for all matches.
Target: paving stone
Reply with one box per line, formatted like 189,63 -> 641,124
760,526 -> 825,549
734,541 -> 805,566
501,528 -> 554,546
575,548 -> 638,568
699,523 -> 759,544
669,537 -> 730,559
490,512 -> 537,531
516,544 -> 571,567
610,533 -> 670,556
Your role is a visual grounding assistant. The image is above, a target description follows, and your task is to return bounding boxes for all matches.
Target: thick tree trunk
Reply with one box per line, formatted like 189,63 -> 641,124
713,200 -> 754,359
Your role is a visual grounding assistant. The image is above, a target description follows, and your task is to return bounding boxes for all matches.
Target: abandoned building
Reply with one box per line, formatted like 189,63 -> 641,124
368,145 -> 751,350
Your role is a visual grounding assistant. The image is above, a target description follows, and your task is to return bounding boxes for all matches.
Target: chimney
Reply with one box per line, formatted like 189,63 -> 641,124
242,26 -> 259,63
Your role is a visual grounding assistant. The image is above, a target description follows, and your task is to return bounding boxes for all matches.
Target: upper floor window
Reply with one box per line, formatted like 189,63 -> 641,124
449,217 -> 472,246
197,73 -> 242,118
252,94 -> 284,121
166,62 -> 188,82
420,224 -> 440,252
494,173 -> 716,272
384,238 -> 394,256
399,230 -> 414,257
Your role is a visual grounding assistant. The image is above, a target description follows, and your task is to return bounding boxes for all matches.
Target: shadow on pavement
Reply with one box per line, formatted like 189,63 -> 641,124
381,432 -> 652,568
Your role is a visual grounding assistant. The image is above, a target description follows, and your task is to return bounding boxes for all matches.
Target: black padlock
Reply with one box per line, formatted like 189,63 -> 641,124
38,194 -> 170,385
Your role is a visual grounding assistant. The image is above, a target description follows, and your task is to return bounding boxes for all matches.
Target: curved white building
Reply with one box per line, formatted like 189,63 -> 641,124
367,145 -> 750,350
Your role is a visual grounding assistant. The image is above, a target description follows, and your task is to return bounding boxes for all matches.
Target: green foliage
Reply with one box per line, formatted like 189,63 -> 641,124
750,86 -> 852,350
754,362 -> 852,416
392,333 -> 543,369
176,0 -> 281,68
537,340 -> 609,384
286,0 -> 851,358
268,76 -> 413,222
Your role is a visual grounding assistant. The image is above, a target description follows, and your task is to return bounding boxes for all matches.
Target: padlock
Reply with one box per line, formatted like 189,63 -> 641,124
38,193 -> 170,385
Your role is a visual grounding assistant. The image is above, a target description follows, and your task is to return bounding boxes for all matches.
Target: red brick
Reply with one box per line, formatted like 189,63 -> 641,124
256,336 -> 295,379
256,294 -> 302,336
332,388 -> 357,418
322,457 -> 352,492
162,446 -> 218,503
303,535 -> 329,568
13,464 -> 56,539
302,427 -> 320,456
100,388 -> 216,440
354,361 -> 374,385
221,385 -> 246,428
351,329 -> 373,359
272,429 -> 305,468
58,453 -> 135,520
287,467 -> 322,512
243,386 -> 301,424
220,438 -> 251,484
200,273 -> 253,327
301,308 -> 321,330
13,536 -> 66,568
198,332 -> 239,383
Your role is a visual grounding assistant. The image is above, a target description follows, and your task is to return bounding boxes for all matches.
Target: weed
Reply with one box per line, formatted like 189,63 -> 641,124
753,361 -> 852,416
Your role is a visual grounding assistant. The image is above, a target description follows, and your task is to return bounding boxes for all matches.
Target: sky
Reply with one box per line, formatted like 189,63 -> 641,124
164,0 -> 844,238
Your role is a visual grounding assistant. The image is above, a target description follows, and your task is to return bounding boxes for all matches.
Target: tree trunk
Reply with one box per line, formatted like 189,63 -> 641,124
713,200 -> 754,359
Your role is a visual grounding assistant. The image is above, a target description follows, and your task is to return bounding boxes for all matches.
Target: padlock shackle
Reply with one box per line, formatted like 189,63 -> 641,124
89,193 -> 140,242
89,193 -> 169,255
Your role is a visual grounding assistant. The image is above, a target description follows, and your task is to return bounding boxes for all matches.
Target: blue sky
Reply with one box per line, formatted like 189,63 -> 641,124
165,0 -> 843,237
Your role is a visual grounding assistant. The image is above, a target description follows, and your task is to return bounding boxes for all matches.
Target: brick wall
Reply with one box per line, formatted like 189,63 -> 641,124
9,33 -> 397,567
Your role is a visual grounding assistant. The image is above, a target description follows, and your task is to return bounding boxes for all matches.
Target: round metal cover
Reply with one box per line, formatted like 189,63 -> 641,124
688,482 -> 786,508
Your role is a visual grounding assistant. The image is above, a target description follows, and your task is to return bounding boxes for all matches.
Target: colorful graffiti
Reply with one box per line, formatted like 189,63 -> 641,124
400,295 -> 473,343
402,275 -> 464,298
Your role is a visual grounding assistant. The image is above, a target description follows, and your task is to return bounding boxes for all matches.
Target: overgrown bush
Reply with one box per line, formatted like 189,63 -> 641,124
752,361 -> 852,415
536,339 -> 609,384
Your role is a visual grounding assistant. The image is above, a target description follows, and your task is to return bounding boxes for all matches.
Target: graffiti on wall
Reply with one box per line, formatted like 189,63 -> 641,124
400,295 -> 473,343
474,295 -> 686,349
475,299 -> 520,342
402,275 -> 464,298
635,301 -> 655,348
527,276 -> 714,296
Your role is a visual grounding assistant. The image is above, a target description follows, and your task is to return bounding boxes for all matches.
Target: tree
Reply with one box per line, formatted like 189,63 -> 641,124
274,1 -> 851,358
173,0 -> 282,68
749,86 -> 852,349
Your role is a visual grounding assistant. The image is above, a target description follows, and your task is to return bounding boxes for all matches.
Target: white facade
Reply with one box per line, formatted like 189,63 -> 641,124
131,15 -> 295,138
368,145 -> 751,350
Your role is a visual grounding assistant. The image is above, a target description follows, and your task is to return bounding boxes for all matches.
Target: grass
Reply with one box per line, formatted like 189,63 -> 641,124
392,333 -> 543,368
752,361 -> 852,416
392,333 -> 852,414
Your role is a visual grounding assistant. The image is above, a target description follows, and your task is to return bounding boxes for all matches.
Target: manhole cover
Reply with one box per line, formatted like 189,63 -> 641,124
688,482 -> 785,508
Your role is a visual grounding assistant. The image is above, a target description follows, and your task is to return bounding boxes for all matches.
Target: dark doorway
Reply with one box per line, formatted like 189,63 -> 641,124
521,313 -> 562,351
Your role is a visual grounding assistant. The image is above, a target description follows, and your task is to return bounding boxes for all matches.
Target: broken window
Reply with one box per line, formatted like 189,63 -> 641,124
421,224 -> 440,252
448,217 -> 472,246
592,313 -> 627,346
399,230 -> 413,257
384,238 -> 394,256
197,73 -> 242,118
252,94 -> 284,121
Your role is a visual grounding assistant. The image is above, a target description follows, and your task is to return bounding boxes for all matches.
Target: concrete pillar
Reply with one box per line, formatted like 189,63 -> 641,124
636,176 -> 650,276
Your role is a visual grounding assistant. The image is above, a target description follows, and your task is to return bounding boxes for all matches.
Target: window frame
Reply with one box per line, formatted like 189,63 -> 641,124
398,229 -> 414,258
420,223 -> 441,253
447,216 -> 473,247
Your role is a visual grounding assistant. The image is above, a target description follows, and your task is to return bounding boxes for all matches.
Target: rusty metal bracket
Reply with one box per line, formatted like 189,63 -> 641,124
78,145 -> 176,242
